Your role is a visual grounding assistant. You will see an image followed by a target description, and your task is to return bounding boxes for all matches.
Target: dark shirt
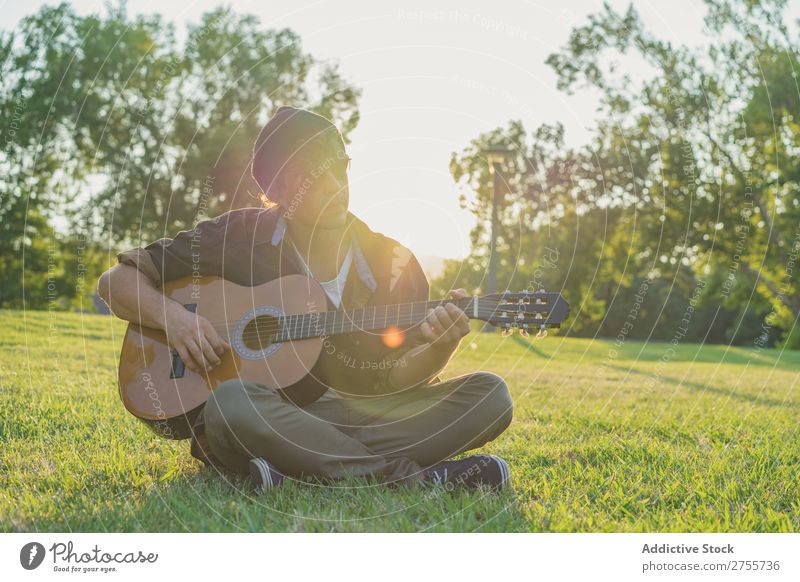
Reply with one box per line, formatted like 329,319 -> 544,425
116,205 -> 433,402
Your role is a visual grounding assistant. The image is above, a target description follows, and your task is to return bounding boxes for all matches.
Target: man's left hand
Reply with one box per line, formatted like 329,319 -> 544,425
420,288 -> 471,351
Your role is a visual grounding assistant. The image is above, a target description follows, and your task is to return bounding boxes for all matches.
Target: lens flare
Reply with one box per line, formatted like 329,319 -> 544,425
381,326 -> 405,348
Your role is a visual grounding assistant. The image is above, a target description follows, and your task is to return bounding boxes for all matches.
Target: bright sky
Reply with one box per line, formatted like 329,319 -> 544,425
3,0 -> 782,259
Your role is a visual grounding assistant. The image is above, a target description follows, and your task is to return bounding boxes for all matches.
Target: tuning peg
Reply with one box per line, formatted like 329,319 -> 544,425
519,324 -> 530,337
536,325 -> 548,339
501,324 -> 514,337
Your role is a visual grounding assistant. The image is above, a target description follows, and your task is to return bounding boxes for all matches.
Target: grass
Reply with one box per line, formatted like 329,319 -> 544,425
1,309 -> 798,532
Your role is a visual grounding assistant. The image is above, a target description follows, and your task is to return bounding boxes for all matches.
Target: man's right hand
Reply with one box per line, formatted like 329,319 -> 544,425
164,301 -> 231,373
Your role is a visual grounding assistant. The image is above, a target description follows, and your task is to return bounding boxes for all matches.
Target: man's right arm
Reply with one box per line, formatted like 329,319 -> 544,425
96,263 -> 229,374
95,209 -> 243,374
97,263 -> 174,330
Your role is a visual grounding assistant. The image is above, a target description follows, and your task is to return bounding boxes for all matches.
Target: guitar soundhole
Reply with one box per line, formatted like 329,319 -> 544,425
242,315 -> 278,351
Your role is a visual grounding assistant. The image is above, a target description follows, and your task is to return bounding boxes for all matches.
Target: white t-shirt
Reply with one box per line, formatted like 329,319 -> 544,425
287,238 -> 353,400
318,247 -> 352,308
288,235 -> 353,309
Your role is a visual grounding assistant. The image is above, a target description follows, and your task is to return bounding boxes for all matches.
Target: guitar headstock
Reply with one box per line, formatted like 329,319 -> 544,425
477,289 -> 570,337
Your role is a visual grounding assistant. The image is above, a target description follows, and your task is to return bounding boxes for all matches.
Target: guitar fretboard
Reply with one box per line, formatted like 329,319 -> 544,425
274,297 -> 487,341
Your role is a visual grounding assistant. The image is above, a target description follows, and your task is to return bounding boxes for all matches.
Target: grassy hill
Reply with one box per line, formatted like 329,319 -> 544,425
1,309 -> 797,532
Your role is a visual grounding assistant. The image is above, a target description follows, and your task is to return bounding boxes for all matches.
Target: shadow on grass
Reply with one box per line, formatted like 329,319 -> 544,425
511,335 -> 548,358
89,463 -> 525,532
599,339 -> 800,371
606,364 -> 798,409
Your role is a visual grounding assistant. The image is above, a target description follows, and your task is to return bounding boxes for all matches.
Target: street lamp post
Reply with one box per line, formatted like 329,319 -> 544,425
482,144 -> 512,332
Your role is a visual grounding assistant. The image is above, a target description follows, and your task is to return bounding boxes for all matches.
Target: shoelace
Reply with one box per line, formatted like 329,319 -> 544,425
429,467 -> 449,485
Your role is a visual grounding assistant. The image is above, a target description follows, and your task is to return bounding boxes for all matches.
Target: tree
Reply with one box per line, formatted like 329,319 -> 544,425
545,0 -> 800,346
0,2 -> 360,308
93,6 -> 361,243
439,1 -> 791,345
440,120 -> 651,337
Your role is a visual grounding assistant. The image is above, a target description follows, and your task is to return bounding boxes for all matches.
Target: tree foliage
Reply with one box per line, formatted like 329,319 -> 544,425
439,0 -> 799,346
0,2 -> 360,308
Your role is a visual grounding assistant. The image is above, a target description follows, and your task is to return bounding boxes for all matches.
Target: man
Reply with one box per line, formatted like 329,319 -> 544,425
97,106 -> 514,492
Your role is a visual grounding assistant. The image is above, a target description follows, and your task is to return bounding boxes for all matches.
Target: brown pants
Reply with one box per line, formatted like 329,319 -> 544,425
198,372 -> 513,485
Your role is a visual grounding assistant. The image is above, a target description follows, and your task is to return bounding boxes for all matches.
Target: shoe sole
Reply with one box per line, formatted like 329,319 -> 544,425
484,454 -> 511,490
249,457 -> 275,491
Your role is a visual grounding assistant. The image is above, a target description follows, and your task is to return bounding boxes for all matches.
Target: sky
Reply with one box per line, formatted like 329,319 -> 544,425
3,0 -> 794,259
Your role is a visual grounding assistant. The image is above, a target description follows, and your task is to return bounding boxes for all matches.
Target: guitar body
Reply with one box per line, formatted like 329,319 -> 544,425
118,274 -> 329,439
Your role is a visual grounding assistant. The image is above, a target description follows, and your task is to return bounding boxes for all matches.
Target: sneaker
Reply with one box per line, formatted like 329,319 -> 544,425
249,457 -> 285,492
421,454 -> 511,492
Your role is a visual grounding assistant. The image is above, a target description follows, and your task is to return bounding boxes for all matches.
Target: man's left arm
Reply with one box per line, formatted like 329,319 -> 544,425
386,288 -> 471,390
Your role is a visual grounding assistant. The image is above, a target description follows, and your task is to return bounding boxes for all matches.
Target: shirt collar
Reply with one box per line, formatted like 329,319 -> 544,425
271,208 -> 377,293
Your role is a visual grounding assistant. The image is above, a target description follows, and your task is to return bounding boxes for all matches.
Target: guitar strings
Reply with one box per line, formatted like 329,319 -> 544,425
201,299 -> 545,332
201,307 -> 545,343
176,296 -> 551,343
207,309 -> 498,335
202,302 -> 545,336
205,304 -> 509,333
173,293 -> 552,341
198,299 -> 465,333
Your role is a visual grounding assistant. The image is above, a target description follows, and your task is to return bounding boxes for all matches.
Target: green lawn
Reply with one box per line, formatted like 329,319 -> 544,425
1,309 -> 798,532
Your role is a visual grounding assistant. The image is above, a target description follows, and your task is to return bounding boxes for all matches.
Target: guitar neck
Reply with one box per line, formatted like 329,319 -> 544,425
275,297 -> 482,342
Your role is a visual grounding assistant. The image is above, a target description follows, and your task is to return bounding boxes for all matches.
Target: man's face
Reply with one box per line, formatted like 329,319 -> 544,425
282,134 -> 350,230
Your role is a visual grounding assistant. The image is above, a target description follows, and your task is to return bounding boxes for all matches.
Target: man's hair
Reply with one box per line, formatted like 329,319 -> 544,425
251,106 -> 344,206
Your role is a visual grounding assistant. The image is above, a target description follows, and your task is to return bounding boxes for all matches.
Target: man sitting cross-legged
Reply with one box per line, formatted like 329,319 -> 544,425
97,106 -> 514,492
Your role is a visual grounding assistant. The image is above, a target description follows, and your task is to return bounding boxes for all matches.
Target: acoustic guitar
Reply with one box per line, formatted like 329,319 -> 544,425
117,274 -> 569,439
